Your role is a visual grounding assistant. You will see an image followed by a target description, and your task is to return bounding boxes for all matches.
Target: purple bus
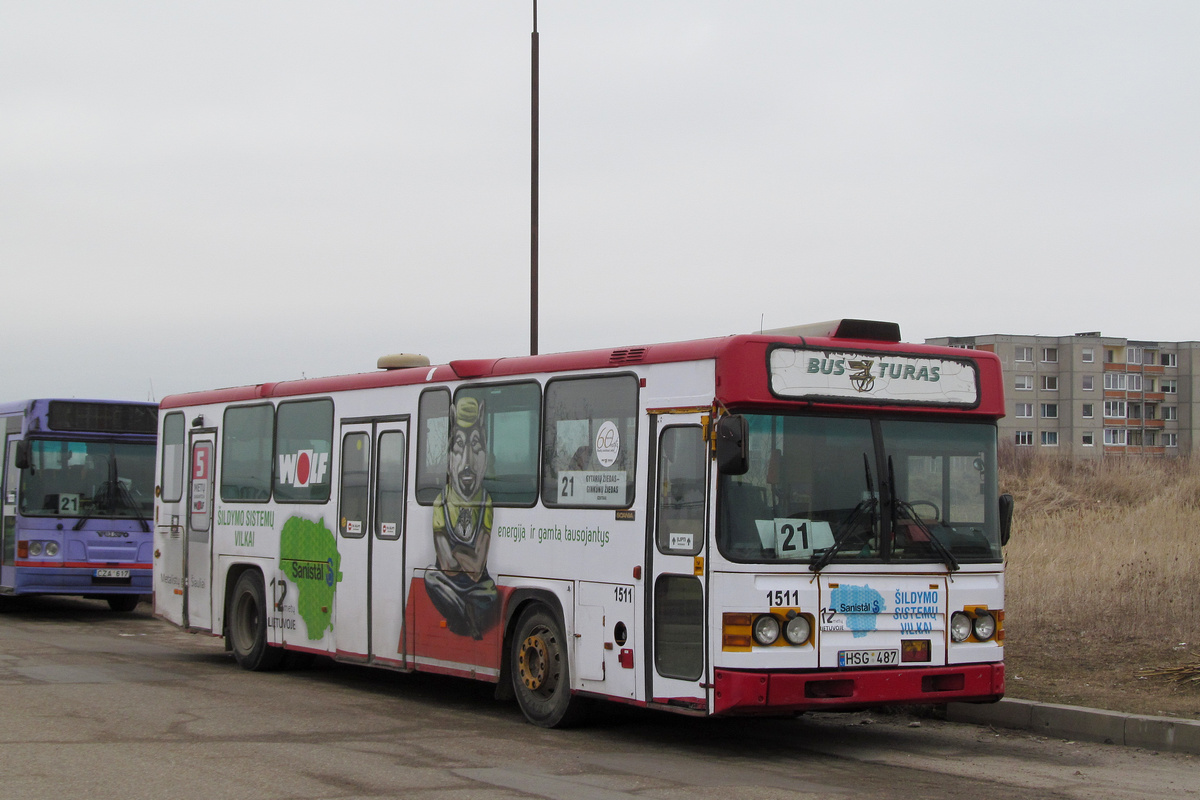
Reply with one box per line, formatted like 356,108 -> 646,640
2,399 -> 157,610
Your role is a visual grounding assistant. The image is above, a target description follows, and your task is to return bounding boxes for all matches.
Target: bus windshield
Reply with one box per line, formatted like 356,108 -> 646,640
18,440 -> 155,520
716,414 -> 1001,565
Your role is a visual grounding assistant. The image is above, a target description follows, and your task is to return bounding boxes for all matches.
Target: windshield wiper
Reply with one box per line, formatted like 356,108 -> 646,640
888,457 -> 958,572
111,456 -> 150,532
810,453 -> 877,573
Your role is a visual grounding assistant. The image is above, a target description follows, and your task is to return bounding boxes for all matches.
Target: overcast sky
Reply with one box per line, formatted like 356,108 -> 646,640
3,2 -> 1197,402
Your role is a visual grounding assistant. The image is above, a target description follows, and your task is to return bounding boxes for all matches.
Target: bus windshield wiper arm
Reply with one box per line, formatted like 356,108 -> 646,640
810,453 -> 876,573
111,457 -> 150,532
888,457 -> 958,572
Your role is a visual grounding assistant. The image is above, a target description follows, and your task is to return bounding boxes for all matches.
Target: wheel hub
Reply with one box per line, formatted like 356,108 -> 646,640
518,632 -> 549,691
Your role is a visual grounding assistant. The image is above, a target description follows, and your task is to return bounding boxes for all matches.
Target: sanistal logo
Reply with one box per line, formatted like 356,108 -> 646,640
278,450 -> 329,488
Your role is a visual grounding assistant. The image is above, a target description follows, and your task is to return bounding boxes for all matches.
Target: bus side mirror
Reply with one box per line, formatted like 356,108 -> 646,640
998,493 -> 1014,546
715,415 -> 748,475
14,440 -> 31,470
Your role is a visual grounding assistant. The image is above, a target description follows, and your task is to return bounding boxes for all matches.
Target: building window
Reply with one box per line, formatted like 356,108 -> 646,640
1128,402 -> 1142,420
1014,375 -> 1033,391
1082,375 -> 1094,391
1042,348 -> 1058,363
1040,431 -> 1059,446
1145,431 -> 1157,446
1146,377 -> 1156,392
1129,430 -> 1144,446
1041,375 -> 1059,391
1129,374 -> 1142,392
1015,403 -> 1033,418
1164,380 -> 1178,394
1040,403 -> 1058,419
1161,353 -> 1177,368
1014,346 -> 1033,362
1081,347 -> 1094,363
1103,373 -> 1127,391
1082,403 -> 1094,418
1104,429 -> 1127,446
1015,431 -> 1034,446
1082,431 -> 1094,446
1127,347 -> 1142,365
1163,406 -> 1178,421
1105,349 -> 1116,364
1104,401 -> 1126,419
1165,433 -> 1178,447
1145,404 -> 1157,420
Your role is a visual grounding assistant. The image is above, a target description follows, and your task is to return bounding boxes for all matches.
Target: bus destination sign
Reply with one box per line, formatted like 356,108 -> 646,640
768,347 -> 979,406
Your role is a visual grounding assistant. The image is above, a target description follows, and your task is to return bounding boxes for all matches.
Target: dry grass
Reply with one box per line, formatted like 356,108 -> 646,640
1001,450 -> 1200,645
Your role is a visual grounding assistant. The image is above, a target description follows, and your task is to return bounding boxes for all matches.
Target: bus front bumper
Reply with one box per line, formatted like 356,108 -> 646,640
712,663 -> 1005,715
12,565 -> 152,595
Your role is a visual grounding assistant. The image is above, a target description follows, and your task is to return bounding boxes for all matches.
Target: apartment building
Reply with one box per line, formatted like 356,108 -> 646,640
925,332 -> 1199,459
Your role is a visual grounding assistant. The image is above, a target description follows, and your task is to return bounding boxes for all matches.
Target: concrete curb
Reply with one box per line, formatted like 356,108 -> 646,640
945,698 -> 1200,755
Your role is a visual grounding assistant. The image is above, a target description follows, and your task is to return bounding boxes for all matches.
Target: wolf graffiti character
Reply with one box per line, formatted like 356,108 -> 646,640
426,396 -> 499,639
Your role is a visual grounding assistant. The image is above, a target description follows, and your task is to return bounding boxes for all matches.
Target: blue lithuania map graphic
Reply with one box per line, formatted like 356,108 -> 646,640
831,584 -> 885,638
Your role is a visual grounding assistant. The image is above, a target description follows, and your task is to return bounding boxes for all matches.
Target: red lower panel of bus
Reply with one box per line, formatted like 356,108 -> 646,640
712,663 -> 1005,715
404,577 -> 507,678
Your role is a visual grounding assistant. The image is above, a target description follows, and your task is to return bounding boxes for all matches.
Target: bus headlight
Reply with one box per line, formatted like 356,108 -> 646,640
752,614 -> 781,646
29,541 -> 43,557
44,542 -> 60,557
950,611 -> 973,643
783,614 -> 811,646
972,612 -> 996,642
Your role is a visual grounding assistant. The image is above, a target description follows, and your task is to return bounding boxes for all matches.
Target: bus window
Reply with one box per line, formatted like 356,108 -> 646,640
717,415 -> 876,562
161,412 -> 185,503
655,426 -> 705,555
654,575 -> 703,680
456,382 -> 540,507
415,389 -> 449,505
221,404 -> 273,502
339,433 -> 369,537
274,399 -> 333,503
541,374 -> 638,509
375,431 -> 406,539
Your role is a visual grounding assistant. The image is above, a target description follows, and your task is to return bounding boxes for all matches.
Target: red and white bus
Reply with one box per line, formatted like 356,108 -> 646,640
152,319 -> 1011,727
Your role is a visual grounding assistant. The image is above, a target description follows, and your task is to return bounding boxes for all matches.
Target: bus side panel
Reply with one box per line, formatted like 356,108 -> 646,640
405,571 -> 506,678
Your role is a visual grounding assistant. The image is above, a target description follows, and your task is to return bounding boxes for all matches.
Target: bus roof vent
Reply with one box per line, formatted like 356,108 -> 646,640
609,347 -> 647,365
762,319 -> 902,343
377,353 -> 431,370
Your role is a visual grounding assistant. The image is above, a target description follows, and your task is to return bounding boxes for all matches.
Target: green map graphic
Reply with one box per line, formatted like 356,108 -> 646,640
280,516 -> 342,640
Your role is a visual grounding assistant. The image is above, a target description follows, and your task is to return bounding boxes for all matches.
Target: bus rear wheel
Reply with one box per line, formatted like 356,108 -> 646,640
510,606 -> 585,728
228,571 -> 283,671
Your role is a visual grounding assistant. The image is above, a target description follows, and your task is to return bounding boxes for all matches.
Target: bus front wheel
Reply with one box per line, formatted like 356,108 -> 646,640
105,594 -> 139,613
228,571 -> 283,671
510,605 -> 585,728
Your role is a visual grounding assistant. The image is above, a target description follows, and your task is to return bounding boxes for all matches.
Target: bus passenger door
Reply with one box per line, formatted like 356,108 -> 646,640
335,419 -> 410,666
646,415 -> 710,711
185,432 -> 216,630
2,435 -> 19,589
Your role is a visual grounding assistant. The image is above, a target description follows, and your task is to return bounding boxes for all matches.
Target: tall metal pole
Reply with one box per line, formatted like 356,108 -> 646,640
530,1 -> 540,356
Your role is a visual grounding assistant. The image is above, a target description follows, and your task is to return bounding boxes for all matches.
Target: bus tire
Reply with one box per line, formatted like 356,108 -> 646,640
510,605 -> 585,728
228,570 -> 283,671
105,594 -> 139,613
